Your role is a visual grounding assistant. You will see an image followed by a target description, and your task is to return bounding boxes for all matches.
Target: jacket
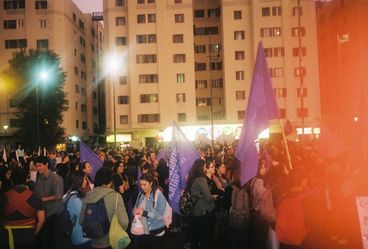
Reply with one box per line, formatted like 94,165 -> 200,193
190,177 -> 215,217
79,186 -> 128,248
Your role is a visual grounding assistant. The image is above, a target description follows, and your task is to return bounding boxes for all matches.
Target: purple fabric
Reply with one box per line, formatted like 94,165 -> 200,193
235,42 -> 279,185
169,122 -> 199,214
80,141 -> 103,180
156,147 -> 168,162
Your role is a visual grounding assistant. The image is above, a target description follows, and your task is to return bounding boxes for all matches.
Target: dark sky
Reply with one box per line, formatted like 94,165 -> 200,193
73,0 -> 102,13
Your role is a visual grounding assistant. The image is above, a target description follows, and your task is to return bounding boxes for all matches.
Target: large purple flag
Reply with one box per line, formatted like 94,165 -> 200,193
169,121 -> 199,214
80,141 -> 103,180
235,42 -> 280,185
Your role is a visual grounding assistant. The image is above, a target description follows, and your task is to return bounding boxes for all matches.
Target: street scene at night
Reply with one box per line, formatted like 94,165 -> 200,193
0,0 -> 367,249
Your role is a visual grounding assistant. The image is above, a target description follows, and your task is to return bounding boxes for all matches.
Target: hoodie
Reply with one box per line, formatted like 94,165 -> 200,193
79,186 -> 129,248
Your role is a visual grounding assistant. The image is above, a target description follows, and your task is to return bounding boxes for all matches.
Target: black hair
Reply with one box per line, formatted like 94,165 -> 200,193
65,171 -> 84,196
186,159 -> 206,190
34,156 -> 49,166
94,167 -> 113,187
11,167 -> 28,186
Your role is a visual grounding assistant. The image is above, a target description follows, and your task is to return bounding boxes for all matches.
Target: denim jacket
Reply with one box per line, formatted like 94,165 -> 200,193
65,192 -> 90,245
133,189 -> 166,234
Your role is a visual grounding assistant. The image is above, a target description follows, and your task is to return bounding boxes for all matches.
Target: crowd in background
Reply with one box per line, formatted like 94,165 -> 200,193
0,138 -> 367,249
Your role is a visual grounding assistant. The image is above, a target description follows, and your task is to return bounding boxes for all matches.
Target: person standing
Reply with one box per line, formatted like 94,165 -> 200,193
34,156 -> 64,249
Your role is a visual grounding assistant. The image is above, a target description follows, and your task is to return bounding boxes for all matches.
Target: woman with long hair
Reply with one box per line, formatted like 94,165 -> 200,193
80,161 -> 94,197
113,161 -> 132,222
187,159 -> 217,249
133,174 -> 167,249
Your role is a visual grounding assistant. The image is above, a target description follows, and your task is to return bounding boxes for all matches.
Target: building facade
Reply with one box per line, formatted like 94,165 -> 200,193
0,0 -> 104,147
103,0 -> 321,147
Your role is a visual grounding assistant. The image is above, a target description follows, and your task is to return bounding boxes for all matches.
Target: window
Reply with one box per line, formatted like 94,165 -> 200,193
76,120 -> 79,129
37,39 -> 48,49
210,62 -> 222,70
10,118 -> 20,128
274,88 -> 287,97
195,45 -> 206,53
4,0 -> 25,10
116,17 -> 125,26
194,26 -> 219,36
272,6 -> 282,16
148,14 -> 156,23
118,96 -> 129,104
236,90 -> 245,100
212,78 -> 223,88
174,0 -> 182,3
234,10 -> 242,20
80,54 -> 86,63
197,115 -> 210,121
209,44 -> 220,53
236,71 -> 244,80
147,0 -> 155,3
81,104 -> 87,113
269,67 -> 284,78
119,76 -> 127,85
196,98 -> 211,107
120,115 -> 128,124
274,47 -> 285,57
79,20 -> 84,30
173,54 -> 186,63
178,113 -> 186,122
279,109 -> 286,118
4,20 -> 16,29
195,62 -> 206,71
73,13 -> 76,22
82,121 -> 87,130
291,27 -> 306,37
237,111 -> 245,120
136,54 -> 157,63
260,27 -> 282,37
81,88 -> 86,96
175,14 -> 184,23
194,9 -> 205,18
297,108 -> 308,118
262,7 -> 270,16
137,35 -> 147,44
176,93 -> 186,103
75,101 -> 79,110
293,7 -> 303,16
213,97 -> 222,105
173,34 -> 184,43
137,14 -> 146,23
74,67 -> 78,76
140,94 -> 158,103
208,8 -> 220,18
138,114 -> 160,123
148,34 -> 156,43
292,47 -> 307,57
294,67 -> 306,77
235,51 -> 245,60
234,31 -> 245,40
297,87 -> 308,97
195,80 -> 207,89
116,0 -> 124,6
80,37 -> 85,47
177,73 -> 185,83
116,37 -> 127,46
5,39 -> 27,49
264,48 -> 273,57
35,1 -> 47,9
81,71 -> 87,80
40,19 -> 47,28
137,0 -> 144,3
139,74 -> 158,83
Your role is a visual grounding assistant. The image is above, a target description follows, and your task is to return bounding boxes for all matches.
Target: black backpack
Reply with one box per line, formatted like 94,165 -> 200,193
82,196 -> 110,238
55,193 -> 77,236
179,189 -> 199,216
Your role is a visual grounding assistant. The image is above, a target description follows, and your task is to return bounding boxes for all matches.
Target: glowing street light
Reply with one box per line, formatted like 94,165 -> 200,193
3,125 -> 8,149
36,70 -> 49,149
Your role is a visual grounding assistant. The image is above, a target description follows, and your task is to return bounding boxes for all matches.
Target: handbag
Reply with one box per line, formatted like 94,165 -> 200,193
130,215 -> 145,235
109,194 -> 131,249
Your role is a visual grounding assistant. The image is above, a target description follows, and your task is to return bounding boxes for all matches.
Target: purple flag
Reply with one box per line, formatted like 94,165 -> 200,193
169,121 -> 199,214
80,141 -> 103,180
235,42 -> 280,185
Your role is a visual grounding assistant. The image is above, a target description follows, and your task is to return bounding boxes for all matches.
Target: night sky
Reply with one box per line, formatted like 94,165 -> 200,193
73,0 -> 103,13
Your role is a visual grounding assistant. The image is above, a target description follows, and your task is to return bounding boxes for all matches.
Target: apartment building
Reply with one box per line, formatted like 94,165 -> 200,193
104,0 -> 320,147
0,0 -> 103,146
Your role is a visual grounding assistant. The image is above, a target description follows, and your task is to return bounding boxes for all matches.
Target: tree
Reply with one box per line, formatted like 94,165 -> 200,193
5,49 -> 68,150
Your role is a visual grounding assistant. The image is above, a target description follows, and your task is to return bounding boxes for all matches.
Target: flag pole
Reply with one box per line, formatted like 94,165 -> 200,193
279,119 -> 293,170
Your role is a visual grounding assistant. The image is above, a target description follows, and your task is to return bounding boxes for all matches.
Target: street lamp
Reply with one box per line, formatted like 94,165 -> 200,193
105,54 -> 122,149
37,70 -> 49,149
3,125 -> 8,149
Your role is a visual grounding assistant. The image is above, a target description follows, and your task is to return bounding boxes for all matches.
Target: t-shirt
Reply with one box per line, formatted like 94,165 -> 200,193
0,185 -> 45,226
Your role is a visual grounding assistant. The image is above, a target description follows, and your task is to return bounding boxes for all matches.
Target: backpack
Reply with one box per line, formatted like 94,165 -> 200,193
228,188 -> 250,228
275,194 -> 307,245
82,196 -> 110,238
55,193 -> 77,236
153,189 -> 172,227
179,189 -> 199,216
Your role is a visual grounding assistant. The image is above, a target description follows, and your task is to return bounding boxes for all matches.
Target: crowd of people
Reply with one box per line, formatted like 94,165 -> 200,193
0,138 -> 367,249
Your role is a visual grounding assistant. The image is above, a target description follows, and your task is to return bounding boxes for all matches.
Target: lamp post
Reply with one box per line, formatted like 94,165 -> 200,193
37,70 -> 49,149
3,125 -> 8,149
